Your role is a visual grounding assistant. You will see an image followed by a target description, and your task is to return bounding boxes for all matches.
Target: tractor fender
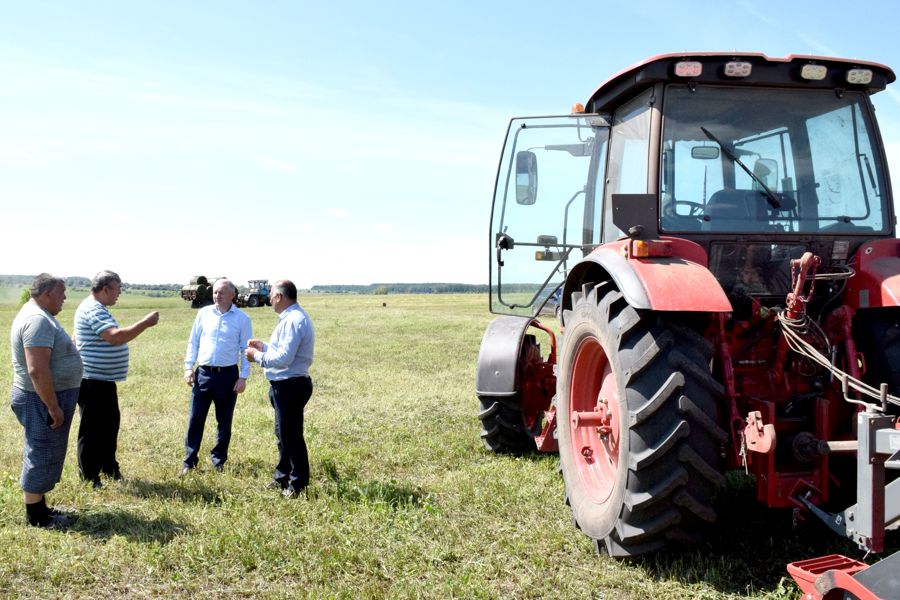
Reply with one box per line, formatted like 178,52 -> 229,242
562,240 -> 732,313
476,315 -> 534,397
845,238 -> 900,308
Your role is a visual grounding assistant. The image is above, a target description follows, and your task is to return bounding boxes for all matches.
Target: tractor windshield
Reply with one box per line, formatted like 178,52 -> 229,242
660,85 -> 890,234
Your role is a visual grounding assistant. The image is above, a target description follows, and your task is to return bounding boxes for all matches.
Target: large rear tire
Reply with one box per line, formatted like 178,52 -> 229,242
557,282 -> 727,556
478,334 -> 545,453
248,295 -> 260,308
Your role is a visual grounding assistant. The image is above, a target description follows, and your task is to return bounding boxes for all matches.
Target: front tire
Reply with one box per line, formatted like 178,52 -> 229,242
478,334 -> 546,453
557,282 -> 726,556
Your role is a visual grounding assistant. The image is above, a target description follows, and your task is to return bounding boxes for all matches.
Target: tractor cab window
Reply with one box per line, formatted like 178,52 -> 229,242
489,115 -> 609,317
660,85 -> 890,234
602,89 -> 652,243
807,102 -> 884,230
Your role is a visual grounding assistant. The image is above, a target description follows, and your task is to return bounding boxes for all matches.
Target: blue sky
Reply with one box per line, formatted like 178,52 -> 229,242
1,0 -> 900,287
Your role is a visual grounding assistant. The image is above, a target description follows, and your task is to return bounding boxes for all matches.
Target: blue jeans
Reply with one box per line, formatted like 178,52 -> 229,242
269,376 -> 313,492
184,366 -> 238,468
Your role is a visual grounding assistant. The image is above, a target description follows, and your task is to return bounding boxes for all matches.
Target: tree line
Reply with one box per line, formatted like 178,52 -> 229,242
309,283 -> 528,294
3,276 -> 543,295
0,275 -> 183,291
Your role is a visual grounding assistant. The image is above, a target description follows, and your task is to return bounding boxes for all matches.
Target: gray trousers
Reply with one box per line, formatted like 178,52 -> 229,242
10,386 -> 79,494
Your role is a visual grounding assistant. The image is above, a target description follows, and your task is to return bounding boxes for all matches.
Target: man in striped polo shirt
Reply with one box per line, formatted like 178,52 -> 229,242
74,271 -> 159,488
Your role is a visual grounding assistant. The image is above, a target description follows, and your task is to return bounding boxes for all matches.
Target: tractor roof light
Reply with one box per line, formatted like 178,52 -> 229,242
674,61 -> 703,78
801,64 -> 828,81
724,61 -> 752,77
846,68 -> 873,85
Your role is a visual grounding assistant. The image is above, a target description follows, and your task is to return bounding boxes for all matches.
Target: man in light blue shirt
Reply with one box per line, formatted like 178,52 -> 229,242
245,279 -> 314,497
181,278 -> 252,475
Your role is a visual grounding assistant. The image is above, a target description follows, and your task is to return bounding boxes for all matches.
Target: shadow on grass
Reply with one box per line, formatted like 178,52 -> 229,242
74,507 -> 185,544
225,457 -> 271,477
319,460 -> 435,510
626,473 -> 894,597
124,478 -> 226,505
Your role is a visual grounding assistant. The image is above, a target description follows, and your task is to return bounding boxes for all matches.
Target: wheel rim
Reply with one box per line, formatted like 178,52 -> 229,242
569,334 -> 620,504
520,339 -> 545,434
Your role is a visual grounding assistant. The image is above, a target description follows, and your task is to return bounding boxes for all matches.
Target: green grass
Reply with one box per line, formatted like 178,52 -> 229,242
0,290 -> 848,598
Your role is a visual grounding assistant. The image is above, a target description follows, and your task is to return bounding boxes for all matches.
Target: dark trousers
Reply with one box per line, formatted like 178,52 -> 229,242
184,366 -> 239,468
77,379 -> 120,481
269,376 -> 313,492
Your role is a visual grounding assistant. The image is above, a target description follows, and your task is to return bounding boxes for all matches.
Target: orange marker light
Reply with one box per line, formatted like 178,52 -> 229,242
629,239 -> 673,258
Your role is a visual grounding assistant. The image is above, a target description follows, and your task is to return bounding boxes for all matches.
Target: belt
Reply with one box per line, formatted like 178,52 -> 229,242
271,375 -> 311,383
199,365 -> 237,372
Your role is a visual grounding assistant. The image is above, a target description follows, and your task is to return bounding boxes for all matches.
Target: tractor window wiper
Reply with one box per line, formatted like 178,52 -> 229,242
700,126 -> 781,209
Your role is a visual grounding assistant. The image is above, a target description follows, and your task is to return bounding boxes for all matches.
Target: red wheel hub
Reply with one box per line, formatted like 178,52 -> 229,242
569,334 -> 620,503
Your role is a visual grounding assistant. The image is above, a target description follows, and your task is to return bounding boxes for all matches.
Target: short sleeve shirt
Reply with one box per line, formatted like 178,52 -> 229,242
10,301 -> 83,392
74,297 -> 129,381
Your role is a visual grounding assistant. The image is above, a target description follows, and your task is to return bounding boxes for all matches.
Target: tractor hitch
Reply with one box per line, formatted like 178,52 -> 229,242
743,411 -> 776,455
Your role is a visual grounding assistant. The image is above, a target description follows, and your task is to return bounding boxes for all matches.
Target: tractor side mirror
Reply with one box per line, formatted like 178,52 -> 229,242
515,151 -> 538,205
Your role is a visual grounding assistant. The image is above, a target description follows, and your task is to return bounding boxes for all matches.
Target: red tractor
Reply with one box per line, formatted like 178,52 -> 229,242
476,53 -> 900,597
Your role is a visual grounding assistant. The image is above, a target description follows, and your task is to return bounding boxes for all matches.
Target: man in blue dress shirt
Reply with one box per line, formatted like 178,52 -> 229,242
245,279 -> 315,497
181,278 -> 252,475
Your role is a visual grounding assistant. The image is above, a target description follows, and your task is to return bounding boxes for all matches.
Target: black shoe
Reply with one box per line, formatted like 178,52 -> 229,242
90,477 -> 103,490
265,480 -> 287,491
27,512 -> 77,530
282,487 -> 306,499
109,469 -> 123,481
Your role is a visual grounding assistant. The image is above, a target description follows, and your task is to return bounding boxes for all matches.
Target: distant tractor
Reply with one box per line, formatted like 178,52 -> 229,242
181,276 -> 213,308
476,52 -> 900,597
236,280 -> 271,308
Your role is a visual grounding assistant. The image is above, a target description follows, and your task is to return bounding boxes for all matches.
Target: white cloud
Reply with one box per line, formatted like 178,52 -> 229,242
797,33 -> 840,58
738,0 -> 779,28
253,155 -> 297,173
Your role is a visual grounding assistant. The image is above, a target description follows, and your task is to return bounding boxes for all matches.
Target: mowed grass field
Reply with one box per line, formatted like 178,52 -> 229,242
0,290 -> 852,599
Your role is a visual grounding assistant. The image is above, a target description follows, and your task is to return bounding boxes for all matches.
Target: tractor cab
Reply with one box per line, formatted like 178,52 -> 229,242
489,53 -> 895,318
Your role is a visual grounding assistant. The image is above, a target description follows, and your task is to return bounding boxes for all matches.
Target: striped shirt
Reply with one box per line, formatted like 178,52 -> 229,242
74,297 -> 129,382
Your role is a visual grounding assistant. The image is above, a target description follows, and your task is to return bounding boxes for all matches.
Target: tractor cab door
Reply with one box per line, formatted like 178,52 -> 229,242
490,114 -> 609,317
